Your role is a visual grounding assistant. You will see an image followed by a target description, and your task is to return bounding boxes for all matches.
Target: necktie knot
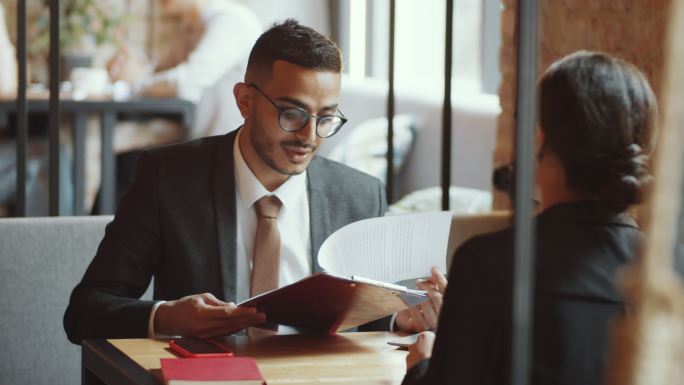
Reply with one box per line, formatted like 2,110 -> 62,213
255,195 -> 281,219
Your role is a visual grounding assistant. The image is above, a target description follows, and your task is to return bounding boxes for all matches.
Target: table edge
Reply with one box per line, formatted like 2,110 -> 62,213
83,339 -> 159,385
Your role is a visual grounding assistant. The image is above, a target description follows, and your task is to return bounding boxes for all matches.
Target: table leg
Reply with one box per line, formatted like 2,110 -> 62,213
99,112 -> 116,215
72,113 -> 86,215
82,367 -> 107,385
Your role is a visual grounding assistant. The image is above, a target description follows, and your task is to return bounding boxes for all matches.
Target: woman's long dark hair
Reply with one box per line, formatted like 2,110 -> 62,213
539,51 -> 658,214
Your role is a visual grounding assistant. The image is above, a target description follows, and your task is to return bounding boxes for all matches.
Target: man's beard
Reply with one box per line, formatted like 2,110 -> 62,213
249,119 -> 317,176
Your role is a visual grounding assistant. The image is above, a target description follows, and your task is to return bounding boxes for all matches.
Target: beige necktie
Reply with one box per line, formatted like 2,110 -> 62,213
248,196 -> 282,336
250,195 -> 282,295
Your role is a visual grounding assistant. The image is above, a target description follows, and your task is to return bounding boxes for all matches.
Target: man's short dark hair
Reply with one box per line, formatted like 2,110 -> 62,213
246,19 -> 342,79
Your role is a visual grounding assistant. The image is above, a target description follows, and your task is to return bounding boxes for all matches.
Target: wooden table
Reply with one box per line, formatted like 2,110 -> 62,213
82,332 -> 409,385
1,96 -> 195,214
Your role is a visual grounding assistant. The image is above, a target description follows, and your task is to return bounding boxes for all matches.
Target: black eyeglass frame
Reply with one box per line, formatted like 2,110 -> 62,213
246,82 -> 348,138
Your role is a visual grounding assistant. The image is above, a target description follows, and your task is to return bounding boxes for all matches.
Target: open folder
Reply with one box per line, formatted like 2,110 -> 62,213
239,272 -> 428,333
238,212 -> 452,333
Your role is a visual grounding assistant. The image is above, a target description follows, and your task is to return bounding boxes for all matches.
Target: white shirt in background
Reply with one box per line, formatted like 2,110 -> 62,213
140,0 -> 263,138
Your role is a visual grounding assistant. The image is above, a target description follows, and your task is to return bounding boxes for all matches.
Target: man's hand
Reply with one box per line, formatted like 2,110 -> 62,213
154,293 -> 266,338
395,267 -> 448,332
406,331 -> 436,370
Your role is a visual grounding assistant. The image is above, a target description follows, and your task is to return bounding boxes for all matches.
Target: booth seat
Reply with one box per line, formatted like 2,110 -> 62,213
0,216 -> 152,385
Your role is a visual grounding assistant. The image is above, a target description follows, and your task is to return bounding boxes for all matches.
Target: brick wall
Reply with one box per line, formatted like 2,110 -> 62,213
494,0 -> 672,208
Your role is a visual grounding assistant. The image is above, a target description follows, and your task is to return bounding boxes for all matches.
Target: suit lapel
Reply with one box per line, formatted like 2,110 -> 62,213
212,131 -> 239,301
307,157 -> 331,273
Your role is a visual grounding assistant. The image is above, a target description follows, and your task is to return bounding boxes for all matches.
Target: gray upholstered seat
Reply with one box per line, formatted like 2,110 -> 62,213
0,216 -> 151,385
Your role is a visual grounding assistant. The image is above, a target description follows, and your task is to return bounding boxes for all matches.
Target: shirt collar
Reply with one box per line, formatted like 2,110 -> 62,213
233,129 -> 307,212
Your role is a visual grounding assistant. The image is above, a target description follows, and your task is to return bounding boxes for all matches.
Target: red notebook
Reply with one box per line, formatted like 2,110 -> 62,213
160,357 -> 266,385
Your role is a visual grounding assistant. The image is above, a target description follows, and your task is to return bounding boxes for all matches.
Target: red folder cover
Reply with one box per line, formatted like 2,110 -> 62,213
238,272 -> 428,334
160,357 -> 265,385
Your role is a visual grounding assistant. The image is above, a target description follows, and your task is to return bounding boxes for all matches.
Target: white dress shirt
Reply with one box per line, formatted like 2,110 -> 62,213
143,0 -> 261,103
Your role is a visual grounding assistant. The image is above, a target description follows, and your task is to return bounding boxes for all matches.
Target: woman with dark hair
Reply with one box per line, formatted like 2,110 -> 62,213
402,50 -> 658,385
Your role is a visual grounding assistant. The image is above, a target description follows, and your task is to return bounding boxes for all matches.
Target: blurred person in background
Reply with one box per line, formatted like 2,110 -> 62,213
108,0 -> 262,140
89,0 -> 262,213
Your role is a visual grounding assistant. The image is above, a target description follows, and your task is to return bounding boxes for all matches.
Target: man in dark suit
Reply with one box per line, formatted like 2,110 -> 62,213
64,19 -> 390,343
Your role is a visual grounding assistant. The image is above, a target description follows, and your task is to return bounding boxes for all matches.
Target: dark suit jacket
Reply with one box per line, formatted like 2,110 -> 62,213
64,130 -> 387,344
403,201 -> 641,385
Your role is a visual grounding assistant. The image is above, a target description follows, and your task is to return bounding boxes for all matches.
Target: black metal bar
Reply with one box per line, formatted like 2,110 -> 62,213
385,0 -> 395,204
441,0 -> 454,211
73,113 -> 87,215
100,112 -> 116,215
16,0 -> 28,217
511,1 -> 538,385
49,0 -> 61,216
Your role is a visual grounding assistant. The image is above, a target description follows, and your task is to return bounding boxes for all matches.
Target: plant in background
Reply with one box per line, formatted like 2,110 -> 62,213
30,0 -> 129,56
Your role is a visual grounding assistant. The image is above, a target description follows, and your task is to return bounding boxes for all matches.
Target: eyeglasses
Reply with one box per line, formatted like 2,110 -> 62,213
246,82 -> 347,138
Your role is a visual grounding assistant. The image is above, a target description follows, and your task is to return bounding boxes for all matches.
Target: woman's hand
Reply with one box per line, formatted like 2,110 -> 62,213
396,267 -> 448,332
406,331 -> 436,370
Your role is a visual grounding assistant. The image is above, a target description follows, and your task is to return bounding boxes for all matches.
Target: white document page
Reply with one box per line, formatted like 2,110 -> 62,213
317,211 -> 452,283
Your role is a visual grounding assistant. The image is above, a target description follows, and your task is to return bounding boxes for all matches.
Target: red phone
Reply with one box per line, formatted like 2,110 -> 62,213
169,338 -> 234,358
